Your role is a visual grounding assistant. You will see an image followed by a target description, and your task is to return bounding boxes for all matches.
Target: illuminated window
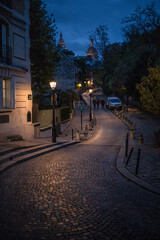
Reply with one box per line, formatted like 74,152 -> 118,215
2,79 -> 11,108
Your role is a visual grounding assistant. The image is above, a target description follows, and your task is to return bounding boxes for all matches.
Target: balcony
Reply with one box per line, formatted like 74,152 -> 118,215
0,0 -> 12,9
0,44 -> 12,66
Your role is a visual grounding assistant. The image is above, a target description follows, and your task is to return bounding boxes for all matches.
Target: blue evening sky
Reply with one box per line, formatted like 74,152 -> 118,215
45,0 -> 160,56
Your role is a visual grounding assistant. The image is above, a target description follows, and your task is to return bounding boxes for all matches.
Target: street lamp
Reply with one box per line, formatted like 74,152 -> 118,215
89,89 -> 93,121
50,80 -> 57,142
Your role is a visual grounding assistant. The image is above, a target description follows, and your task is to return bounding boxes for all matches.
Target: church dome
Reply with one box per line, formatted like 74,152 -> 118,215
86,39 -> 98,59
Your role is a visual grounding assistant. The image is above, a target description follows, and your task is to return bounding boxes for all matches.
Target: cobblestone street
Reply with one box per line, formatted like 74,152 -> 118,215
0,109 -> 160,240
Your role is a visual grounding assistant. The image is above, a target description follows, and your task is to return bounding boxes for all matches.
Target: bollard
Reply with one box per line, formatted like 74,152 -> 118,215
72,129 -> 74,140
131,125 -> 135,131
153,131 -> 160,148
91,112 -> 94,120
125,147 -> 134,166
85,125 -> 88,131
130,121 -> 133,128
135,149 -> 141,175
125,133 -> 129,160
139,134 -> 144,144
130,129 -> 135,139
76,131 -> 80,140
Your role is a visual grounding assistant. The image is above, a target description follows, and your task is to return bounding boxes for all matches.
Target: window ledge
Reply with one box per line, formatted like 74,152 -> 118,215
0,109 -> 13,113
0,63 -> 28,72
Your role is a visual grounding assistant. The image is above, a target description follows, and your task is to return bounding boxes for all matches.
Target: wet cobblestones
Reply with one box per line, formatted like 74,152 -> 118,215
0,144 -> 160,240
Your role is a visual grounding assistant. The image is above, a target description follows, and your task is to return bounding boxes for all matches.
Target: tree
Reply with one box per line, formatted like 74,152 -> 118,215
116,2 -> 160,100
122,2 -> 160,42
75,57 -> 87,90
136,64 -> 160,114
89,25 -> 109,60
30,0 -> 59,98
102,42 -> 124,95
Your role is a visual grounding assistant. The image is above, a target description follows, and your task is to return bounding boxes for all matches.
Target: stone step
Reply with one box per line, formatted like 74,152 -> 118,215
0,142 -> 65,166
0,144 -> 42,157
0,141 -> 80,173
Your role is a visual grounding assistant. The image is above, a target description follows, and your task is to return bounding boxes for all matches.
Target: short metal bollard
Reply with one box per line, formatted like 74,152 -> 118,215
135,149 -> 141,175
153,131 -> 160,148
125,133 -> 129,161
139,134 -> 144,144
125,147 -> 134,166
72,129 -> 74,140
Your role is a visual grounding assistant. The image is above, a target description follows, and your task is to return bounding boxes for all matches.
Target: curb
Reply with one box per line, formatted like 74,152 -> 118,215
116,139 -> 160,196
109,109 -> 160,196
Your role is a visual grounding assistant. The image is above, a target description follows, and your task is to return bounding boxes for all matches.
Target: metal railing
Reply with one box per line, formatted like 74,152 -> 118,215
0,43 -> 12,65
0,0 -> 12,9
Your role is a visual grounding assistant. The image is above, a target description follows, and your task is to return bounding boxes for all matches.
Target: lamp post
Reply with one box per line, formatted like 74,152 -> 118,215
50,80 -> 57,142
89,89 -> 93,121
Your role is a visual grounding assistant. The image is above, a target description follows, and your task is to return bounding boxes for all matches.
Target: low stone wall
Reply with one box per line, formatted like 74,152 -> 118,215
40,125 -> 52,138
60,119 -> 70,133
34,112 -> 73,138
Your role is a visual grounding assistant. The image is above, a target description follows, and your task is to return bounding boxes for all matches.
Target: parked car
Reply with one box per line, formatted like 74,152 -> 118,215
106,97 -> 122,110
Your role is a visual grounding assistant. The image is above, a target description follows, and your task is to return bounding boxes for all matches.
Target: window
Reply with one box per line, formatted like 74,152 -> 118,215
0,21 -> 12,65
2,79 -> 11,108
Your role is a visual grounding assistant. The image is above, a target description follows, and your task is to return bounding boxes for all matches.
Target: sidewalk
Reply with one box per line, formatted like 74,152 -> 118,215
116,107 -> 160,195
57,100 -> 91,141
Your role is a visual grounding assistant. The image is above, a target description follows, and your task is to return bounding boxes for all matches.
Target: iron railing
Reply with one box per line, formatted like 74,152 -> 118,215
0,43 -> 12,65
0,0 -> 12,9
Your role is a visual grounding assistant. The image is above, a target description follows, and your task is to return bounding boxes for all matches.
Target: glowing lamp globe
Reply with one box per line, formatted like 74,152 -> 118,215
50,81 -> 56,90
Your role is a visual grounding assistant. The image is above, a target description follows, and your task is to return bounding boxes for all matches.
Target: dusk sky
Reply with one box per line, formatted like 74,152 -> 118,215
45,0 -> 160,56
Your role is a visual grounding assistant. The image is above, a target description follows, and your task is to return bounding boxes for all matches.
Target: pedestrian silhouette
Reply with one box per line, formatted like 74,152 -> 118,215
97,99 -> 100,109
93,98 -> 96,109
101,99 -> 105,109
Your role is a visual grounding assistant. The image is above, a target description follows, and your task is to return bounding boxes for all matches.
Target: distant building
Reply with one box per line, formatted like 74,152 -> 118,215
86,39 -> 102,87
55,33 -> 79,90
86,58 -> 102,87
0,0 -> 34,140
86,39 -> 98,60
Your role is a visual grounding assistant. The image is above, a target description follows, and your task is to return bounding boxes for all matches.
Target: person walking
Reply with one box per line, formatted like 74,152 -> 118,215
97,99 -> 100,109
101,99 -> 105,109
93,98 -> 96,109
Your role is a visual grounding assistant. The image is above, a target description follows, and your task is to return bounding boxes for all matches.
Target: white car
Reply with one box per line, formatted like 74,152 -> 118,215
106,97 -> 122,110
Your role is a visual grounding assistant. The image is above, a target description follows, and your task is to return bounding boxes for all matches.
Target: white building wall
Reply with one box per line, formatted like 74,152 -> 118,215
0,0 -> 34,140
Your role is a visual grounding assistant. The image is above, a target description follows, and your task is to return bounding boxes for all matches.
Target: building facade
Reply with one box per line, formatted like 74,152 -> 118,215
0,0 -> 34,140
55,33 -> 79,90
86,39 -> 103,87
